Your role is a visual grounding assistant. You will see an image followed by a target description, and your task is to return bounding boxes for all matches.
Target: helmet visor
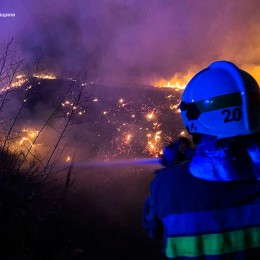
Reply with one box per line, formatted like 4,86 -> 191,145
179,92 -> 259,121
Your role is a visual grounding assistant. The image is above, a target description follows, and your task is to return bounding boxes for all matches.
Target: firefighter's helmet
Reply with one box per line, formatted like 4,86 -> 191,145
180,61 -> 260,139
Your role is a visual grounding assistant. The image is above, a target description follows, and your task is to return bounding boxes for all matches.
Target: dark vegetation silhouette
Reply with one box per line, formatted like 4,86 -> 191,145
0,39 -> 91,259
0,39 -> 166,260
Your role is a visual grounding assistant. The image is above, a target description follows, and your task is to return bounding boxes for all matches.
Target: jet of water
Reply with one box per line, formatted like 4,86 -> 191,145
61,157 -> 161,169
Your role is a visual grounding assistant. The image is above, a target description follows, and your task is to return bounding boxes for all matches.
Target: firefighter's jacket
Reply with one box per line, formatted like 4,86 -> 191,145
143,142 -> 260,259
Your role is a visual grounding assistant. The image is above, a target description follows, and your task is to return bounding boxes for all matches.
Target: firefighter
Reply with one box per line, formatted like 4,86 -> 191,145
143,60 -> 260,259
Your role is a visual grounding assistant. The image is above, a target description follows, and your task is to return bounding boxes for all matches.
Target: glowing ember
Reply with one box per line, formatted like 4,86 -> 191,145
124,133 -> 133,144
145,130 -> 165,156
4,77 -> 186,160
65,156 -> 71,162
146,111 -> 155,120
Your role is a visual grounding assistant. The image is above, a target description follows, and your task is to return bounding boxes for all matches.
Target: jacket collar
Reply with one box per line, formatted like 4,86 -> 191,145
190,139 -> 260,181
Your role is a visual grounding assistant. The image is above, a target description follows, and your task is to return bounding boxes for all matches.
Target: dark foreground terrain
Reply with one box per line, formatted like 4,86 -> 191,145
62,165 -> 164,260
0,162 -> 164,259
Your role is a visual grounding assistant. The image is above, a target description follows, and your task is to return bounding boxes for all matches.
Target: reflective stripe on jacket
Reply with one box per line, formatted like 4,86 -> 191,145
164,204 -> 260,258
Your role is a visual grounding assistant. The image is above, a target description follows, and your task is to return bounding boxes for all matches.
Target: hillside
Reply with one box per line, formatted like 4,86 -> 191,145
0,79 -> 184,259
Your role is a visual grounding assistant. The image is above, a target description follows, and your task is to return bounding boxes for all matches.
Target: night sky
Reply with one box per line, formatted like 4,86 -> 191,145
1,0 -> 260,84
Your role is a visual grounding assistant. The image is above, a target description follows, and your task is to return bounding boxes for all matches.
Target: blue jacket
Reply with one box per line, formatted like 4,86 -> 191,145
143,142 -> 260,259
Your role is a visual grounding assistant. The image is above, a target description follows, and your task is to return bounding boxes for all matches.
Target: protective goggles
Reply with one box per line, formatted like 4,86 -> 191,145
179,92 -> 260,120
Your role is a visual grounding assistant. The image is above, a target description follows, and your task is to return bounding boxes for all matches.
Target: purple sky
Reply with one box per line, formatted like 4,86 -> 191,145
1,0 -> 260,85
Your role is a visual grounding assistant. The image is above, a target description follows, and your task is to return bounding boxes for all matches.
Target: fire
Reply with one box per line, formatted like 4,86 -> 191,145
124,133 -> 133,145
19,137 -> 32,146
153,66 -> 260,91
0,74 -> 29,94
10,128 -> 42,159
146,111 -> 155,120
65,156 -> 71,162
154,131 -> 162,142
169,104 -> 180,113
156,81 -> 186,90
19,129 -> 39,146
33,73 -> 56,80
0,72 -> 56,94
11,74 -> 28,87
153,71 -> 194,91
61,99 -> 86,118
118,98 -> 126,108
145,131 -> 164,156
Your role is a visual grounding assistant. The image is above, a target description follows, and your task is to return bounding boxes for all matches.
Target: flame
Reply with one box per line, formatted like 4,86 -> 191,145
153,66 -> 260,91
19,137 -> 32,146
145,131 -> 164,156
0,74 -> 29,94
61,99 -> 86,118
146,111 -> 155,120
19,129 -> 39,146
11,74 -> 28,87
65,156 -> 71,162
154,131 -> 162,142
156,81 -> 186,90
33,73 -> 56,80
124,133 -> 133,145
0,72 -> 56,94
153,71 -> 195,91
11,128 -> 43,159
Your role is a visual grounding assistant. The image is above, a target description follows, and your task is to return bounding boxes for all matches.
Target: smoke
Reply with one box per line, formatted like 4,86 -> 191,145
1,0 -> 260,85
6,3 -> 260,257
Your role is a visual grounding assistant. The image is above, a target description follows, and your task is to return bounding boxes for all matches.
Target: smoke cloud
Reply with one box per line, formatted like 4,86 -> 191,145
3,2 -> 260,258
1,0 -> 260,84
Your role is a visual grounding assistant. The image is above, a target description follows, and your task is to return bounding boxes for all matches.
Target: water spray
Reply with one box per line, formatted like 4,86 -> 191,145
62,157 -> 161,169
59,137 -> 194,170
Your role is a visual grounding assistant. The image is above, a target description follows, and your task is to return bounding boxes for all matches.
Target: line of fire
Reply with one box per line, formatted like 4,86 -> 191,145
2,66 -> 260,167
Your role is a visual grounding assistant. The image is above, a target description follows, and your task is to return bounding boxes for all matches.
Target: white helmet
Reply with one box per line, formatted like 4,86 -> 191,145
180,61 -> 260,139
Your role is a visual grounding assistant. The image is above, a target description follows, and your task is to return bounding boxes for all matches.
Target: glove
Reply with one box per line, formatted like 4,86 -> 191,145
160,137 -> 195,167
